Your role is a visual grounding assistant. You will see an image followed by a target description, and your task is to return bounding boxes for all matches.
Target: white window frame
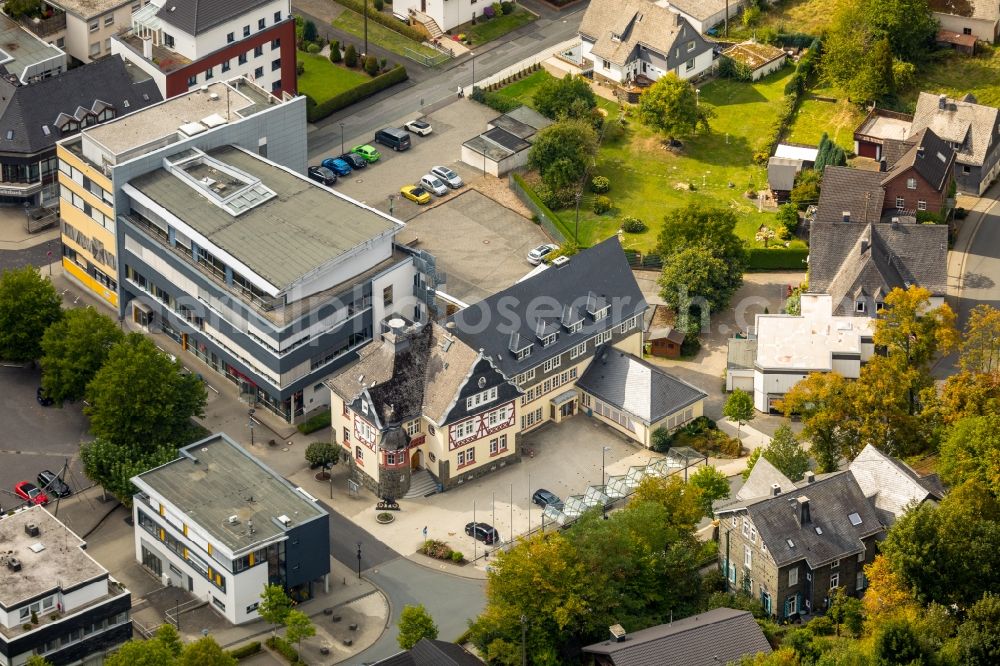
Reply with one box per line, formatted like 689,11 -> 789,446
788,567 -> 798,586
787,595 -> 798,615
596,329 -> 612,345
917,200 -> 927,211
569,341 -> 587,359
543,356 -> 561,373
466,386 -> 498,411
895,196 -> 904,208
830,573 -> 840,589
906,177 -> 917,190
744,545 -> 752,568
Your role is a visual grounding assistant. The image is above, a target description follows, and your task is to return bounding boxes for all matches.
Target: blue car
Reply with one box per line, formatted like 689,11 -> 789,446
321,157 -> 352,176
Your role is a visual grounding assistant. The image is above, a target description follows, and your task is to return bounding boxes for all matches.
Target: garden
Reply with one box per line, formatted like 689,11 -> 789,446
296,49 -> 370,105
332,9 -> 441,61
463,4 -> 536,46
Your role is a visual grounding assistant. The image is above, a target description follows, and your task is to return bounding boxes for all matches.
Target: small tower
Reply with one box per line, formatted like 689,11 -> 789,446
377,404 -> 411,500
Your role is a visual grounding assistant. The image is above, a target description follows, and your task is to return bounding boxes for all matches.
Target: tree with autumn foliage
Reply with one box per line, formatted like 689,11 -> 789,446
780,372 -> 851,472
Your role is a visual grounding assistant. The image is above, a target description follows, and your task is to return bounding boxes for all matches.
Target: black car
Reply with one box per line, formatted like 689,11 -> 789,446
36,387 -> 54,406
307,165 -> 337,186
465,521 -> 500,544
37,470 -> 71,498
532,488 -> 562,508
339,152 -> 367,170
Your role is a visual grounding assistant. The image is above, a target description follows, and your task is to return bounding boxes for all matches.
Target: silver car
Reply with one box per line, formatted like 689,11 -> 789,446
419,174 -> 449,196
527,243 -> 559,265
430,165 -> 463,189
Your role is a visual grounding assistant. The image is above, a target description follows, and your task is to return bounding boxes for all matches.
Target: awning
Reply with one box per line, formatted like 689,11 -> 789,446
550,389 -> 577,406
132,300 -> 152,314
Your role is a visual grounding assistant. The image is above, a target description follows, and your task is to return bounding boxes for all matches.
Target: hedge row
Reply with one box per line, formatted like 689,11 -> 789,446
265,636 -> 302,664
228,641 -> 262,660
511,173 -> 576,242
469,86 -> 520,113
297,410 -> 331,434
754,38 -> 822,164
747,247 -> 809,271
306,65 -> 408,122
332,0 -> 427,42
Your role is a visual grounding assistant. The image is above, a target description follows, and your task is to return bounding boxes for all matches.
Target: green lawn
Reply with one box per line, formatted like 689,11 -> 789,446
786,86 -> 865,152
296,50 -> 369,104
332,10 -> 440,61
496,69 -> 619,113
726,0 -> 843,39
904,47 -> 1000,109
465,7 -> 536,45
497,69 -> 796,252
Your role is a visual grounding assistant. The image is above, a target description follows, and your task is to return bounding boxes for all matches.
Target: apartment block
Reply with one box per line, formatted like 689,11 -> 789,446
131,434 -> 329,625
0,507 -> 132,666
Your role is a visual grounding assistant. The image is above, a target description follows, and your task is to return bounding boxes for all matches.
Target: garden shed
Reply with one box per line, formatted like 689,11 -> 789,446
721,41 -> 787,81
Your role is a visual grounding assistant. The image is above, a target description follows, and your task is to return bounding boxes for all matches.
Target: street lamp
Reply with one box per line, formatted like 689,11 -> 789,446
574,191 -> 582,242
356,542 -> 362,579
339,122 -> 345,156
601,446 -> 611,486
388,194 -> 396,216
248,408 -> 255,447
471,52 -> 476,92
520,614 -> 528,666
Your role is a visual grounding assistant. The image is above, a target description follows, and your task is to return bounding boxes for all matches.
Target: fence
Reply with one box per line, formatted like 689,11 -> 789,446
462,37 -> 580,96
403,43 -> 451,68
508,172 -> 568,244
25,207 -> 58,234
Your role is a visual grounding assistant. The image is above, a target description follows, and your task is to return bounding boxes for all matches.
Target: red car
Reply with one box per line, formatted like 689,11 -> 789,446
15,482 -> 48,506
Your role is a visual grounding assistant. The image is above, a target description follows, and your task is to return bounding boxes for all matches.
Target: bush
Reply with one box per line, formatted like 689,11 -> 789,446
306,42 -> 320,54
746,247 -> 810,271
469,86 -> 520,113
621,216 -> 646,233
305,441 -> 339,468
329,40 -> 341,63
593,195 -> 611,214
265,636 -> 299,664
590,175 -> 610,193
364,54 -> 379,76
306,65 -> 408,122
501,0 -> 515,13
344,43 -> 358,67
374,0 -> 384,9
303,19 -> 318,43
297,410 -> 331,434
419,539 -> 454,560
483,5 -> 495,18
916,210 -> 943,224
450,551 -> 465,563
229,641 -> 262,660
808,615 -> 836,636
332,0 -> 427,41
296,60 -> 305,76
776,203 -> 799,235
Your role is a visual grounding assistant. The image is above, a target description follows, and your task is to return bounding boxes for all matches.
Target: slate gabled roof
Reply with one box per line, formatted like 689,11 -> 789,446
911,91 -> 999,167
814,167 -> 885,225
849,444 -> 946,523
718,471 -> 885,568
882,128 -> 955,191
576,346 -> 705,424
373,638 -> 485,665
737,457 -> 793,501
157,0 -> 277,36
0,55 -> 160,155
581,608 -> 772,666
580,0 -> 695,66
807,221 -> 948,315
448,237 -> 647,378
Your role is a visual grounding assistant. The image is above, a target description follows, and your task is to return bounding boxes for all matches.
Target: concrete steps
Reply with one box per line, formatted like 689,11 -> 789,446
411,10 -> 443,40
403,470 -> 438,499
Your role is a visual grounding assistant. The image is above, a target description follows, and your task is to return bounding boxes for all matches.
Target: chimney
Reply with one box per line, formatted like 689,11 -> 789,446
771,483 -> 781,497
142,37 -> 153,60
917,146 -> 925,159
382,318 -> 409,355
804,471 -> 815,484
609,624 -> 627,642
938,94 -> 947,110
24,523 -> 39,537
842,211 -> 851,223
794,496 -> 810,527
878,158 -> 886,172
675,12 -> 682,26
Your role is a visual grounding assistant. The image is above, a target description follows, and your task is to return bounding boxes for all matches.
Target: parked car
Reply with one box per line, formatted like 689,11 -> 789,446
404,119 -> 433,136
532,488 -> 562,508
419,174 -> 448,196
15,481 -> 48,506
339,152 -> 368,169
527,243 -> 560,265
320,157 -> 352,176
465,521 -> 500,544
400,184 -> 431,204
374,127 -> 411,151
352,144 -> 382,163
37,470 -> 71,498
430,165 -> 463,189
307,166 -> 337,186
36,387 -> 54,406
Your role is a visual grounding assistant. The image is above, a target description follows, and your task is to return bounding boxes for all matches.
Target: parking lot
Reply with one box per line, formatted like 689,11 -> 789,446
0,365 -> 90,511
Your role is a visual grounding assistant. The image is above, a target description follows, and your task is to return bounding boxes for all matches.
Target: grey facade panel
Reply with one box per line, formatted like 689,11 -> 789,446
283,516 -> 330,590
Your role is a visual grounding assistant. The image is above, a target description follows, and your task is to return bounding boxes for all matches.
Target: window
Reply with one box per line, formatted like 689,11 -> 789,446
596,329 -> 612,345
89,21 -> 98,32
254,65 -> 264,78
255,45 -> 264,58
405,419 -> 420,436
517,346 -> 531,360
963,164 -> 971,174
243,25 -> 251,37
515,369 -> 535,385
742,517 -> 749,537
685,58 -> 695,71
687,40 -> 696,51
543,356 -> 561,372
856,571 -> 866,591
619,316 -> 638,334
89,42 -> 101,57
271,58 -> 281,71
964,27 -> 973,35
385,451 -> 396,465
164,33 -> 174,48
227,32 -> 235,43
205,67 -> 214,80
789,567 -> 798,586
787,595 -> 798,616
272,38 -> 281,50
259,18 -> 266,29
895,196 -> 904,208
343,427 -> 350,443
383,285 -> 393,307
239,53 -> 248,65
830,573 -> 840,589
457,447 -> 476,467
466,386 -> 498,410
602,59 -> 610,70
275,11 -> 283,22
906,177 -> 917,189
749,526 -> 757,544
222,60 -> 231,73
213,597 -> 225,611
856,300 -> 865,313
489,435 -> 508,455
355,446 -> 363,461
831,559 -> 840,569
744,545 -> 752,568
570,341 -> 587,359
917,200 -> 927,211
104,15 -> 114,26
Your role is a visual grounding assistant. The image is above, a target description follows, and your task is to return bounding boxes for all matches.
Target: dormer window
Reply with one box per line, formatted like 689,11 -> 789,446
611,32 -> 621,42
856,300 -> 866,313
466,386 -> 498,411
586,292 -> 609,321
517,346 -> 531,360
875,302 -> 885,312
542,333 -> 556,347
687,40 -> 696,52
509,332 -> 533,360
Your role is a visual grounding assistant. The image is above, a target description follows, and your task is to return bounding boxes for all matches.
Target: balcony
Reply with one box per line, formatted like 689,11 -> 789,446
116,31 -> 191,73
18,11 -> 66,39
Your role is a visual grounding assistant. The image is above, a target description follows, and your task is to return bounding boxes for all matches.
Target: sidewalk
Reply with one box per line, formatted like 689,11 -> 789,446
0,206 -> 57,251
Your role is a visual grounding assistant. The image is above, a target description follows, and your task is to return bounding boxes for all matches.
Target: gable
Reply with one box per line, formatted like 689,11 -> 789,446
444,357 -> 521,425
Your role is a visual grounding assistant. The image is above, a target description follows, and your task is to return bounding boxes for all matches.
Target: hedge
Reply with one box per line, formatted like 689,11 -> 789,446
228,641 -> 262,660
297,410 -> 331,434
306,65 -> 408,122
332,0 -> 427,42
469,86 -> 520,113
747,247 -> 809,271
265,636 -> 302,664
511,173 -> 576,242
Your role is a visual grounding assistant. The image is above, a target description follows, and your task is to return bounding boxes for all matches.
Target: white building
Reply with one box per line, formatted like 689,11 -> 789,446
0,507 -> 132,666
132,434 -> 330,625
393,0 -> 479,34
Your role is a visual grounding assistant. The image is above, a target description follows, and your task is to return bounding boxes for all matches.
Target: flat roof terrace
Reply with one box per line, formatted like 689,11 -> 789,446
754,295 -> 873,371
856,110 -> 913,142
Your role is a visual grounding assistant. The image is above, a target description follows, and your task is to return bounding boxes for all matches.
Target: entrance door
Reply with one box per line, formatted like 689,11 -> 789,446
560,401 -> 575,418
141,546 -> 162,577
420,0 -> 426,11
411,449 -> 423,470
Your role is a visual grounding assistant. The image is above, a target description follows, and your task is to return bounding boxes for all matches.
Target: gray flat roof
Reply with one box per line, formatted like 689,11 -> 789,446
133,434 -> 327,554
0,14 -> 64,82
127,144 -> 400,292
0,506 -> 108,609
50,0 -> 131,19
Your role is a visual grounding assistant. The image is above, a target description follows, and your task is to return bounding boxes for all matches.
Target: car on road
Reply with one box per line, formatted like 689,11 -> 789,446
465,522 -> 499,544
532,488 -> 562,508
430,165 -> 463,189
321,157 -> 352,176
419,174 -> 448,197
352,144 -> 382,163
37,470 -> 71,498
307,166 -> 337,186
36,387 -> 54,406
404,119 -> 433,136
339,152 -> 368,169
15,481 -> 48,506
527,243 -> 560,265
400,184 -> 431,204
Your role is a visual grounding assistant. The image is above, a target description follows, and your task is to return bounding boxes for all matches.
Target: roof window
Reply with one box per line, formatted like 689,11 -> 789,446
848,512 -> 862,526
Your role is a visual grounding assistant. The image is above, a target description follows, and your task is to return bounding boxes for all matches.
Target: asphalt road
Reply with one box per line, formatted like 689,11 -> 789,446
318,498 -> 400,572
955,196 -> 1000,321
0,241 -> 58,273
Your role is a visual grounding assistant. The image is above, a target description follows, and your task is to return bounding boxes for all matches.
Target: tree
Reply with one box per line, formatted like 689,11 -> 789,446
761,425 -> 810,481
637,73 -> 712,138
724,389 -> 754,439
329,40 -> 341,63
302,19 -> 317,44
658,243 -> 731,316
177,636 -> 236,666
81,437 -> 177,506
861,0 -> 937,62
398,604 -> 439,649
85,333 -> 206,451
40,308 -> 124,406
154,623 -> 183,657
284,609 -> 315,650
780,372 -> 851,473
364,54 -> 379,76
305,441 -> 339,469
742,448 -> 762,480
872,618 -> 926,665
939,415 -> 1000,497
630,475 -> 703,533
776,203 -> 799,236
827,588 -> 863,637
688,465 -> 730,517
3,0 -> 41,19
533,74 -> 597,121
344,43 -> 358,68
527,119 -> 598,192
104,639 -> 174,666
0,266 -> 62,362
960,304 -> 1000,373
955,593 -> 1000,665
258,584 -> 293,636
790,169 -> 820,210
814,133 -> 831,173
863,555 -> 919,629
25,657 -> 54,666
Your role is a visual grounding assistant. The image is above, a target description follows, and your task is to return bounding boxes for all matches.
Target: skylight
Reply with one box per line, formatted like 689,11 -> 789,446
848,512 -> 863,526
786,539 -> 795,548
815,526 -> 823,535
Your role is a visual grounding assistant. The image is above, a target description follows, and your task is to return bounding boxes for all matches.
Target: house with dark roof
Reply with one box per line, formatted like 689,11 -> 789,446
581,608 -> 772,666
660,0 -> 753,34
848,444 -> 946,524
910,91 -> 1000,194
0,54 -> 160,208
110,0 -> 296,99
461,105 -> 549,177
579,0 -> 714,86
714,471 -> 885,620
372,637 -> 485,665
854,107 -> 915,161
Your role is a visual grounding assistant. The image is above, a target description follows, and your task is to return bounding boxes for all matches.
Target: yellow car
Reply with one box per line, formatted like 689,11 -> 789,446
400,184 -> 431,204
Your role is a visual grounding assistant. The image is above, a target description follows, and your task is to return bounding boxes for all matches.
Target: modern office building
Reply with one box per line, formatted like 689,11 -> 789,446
131,434 -> 329,625
0,506 -> 132,666
111,0 -> 296,99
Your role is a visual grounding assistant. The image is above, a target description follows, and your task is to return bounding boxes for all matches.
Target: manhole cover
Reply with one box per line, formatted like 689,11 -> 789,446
483,239 -> 490,244
355,179 -> 363,183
